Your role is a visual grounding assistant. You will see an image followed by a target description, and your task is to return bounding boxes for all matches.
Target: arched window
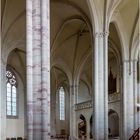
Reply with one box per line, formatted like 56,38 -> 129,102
59,87 -> 65,120
6,69 -> 17,117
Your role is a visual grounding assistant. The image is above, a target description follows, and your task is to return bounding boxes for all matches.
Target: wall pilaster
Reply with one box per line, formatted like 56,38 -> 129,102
0,62 -> 6,140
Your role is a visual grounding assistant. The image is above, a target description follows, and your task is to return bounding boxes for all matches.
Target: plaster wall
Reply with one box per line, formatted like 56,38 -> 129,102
6,73 -> 25,138
78,81 -> 91,103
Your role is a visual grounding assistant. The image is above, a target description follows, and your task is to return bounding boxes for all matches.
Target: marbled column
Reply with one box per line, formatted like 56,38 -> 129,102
121,60 -> 134,139
41,0 -> 50,139
0,62 -> 7,140
26,0 -> 50,139
92,32 -> 108,140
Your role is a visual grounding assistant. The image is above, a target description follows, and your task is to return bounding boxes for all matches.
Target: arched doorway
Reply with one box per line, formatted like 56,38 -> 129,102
89,115 -> 93,139
108,109 -> 119,138
78,114 -> 87,139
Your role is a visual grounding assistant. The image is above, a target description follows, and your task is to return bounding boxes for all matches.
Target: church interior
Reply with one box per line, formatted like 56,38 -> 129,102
0,0 -> 140,140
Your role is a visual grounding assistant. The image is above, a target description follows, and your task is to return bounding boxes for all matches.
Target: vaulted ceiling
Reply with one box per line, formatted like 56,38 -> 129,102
1,0 -> 139,90
1,0 -> 26,82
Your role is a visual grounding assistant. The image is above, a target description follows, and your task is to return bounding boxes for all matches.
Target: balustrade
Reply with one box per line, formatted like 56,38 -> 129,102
75,93 -> 120,111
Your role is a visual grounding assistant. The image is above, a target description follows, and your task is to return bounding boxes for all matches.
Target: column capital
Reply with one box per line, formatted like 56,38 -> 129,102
123,59 -> 138,63
95,31 -> 109,38
130,59 -> 138,63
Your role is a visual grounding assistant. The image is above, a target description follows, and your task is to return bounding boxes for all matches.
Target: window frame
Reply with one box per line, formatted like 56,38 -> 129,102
59,86 -> 65,121
6,69 -> 18,119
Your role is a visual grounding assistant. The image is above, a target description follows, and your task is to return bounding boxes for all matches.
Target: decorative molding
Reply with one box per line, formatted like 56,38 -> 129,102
95,31 -> 109,38
75,100 -> 92,111
75,93 -> 120,111
108,92 -> 120,103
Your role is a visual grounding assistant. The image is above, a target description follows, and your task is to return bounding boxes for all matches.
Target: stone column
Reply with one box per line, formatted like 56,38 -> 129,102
121,60 -> 134,139
0,2 -> 7,139
86,117 -> 90,140
138,57 -> 140,126
50,89 -> 56,137
119,64 -> 123,139
92,32 -> 108,140
69,85 -> 78,138
132,60 -> 138,129
0,62 -> 7,140
75,85 -> 78,138
26,0 -> 50,139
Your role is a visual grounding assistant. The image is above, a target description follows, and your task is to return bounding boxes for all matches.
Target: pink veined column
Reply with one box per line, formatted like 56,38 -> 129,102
26,0 -> 50,139
41,0 -> 50,139
26,0 -> 33,139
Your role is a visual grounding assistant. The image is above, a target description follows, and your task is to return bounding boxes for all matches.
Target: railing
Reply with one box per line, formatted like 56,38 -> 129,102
75,100 -> 92,111
51,136 -> 78,140
129,127 -> 140,140
68,137 -> 78,140
51,134 -> 69,140
75,93 -> 120,111
108,92 -> 120,103
6,138 -> 26,140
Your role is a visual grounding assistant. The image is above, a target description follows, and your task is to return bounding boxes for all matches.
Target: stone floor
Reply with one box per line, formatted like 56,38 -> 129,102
109,137 -> 119,140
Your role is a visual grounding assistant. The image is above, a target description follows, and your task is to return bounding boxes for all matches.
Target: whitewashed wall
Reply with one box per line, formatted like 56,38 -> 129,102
78,81 -> 91,103
6,72 -> 25,138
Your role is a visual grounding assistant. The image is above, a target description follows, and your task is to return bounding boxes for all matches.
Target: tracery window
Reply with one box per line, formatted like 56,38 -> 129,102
6,69 -> 17,118
59,87 -> 65,120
